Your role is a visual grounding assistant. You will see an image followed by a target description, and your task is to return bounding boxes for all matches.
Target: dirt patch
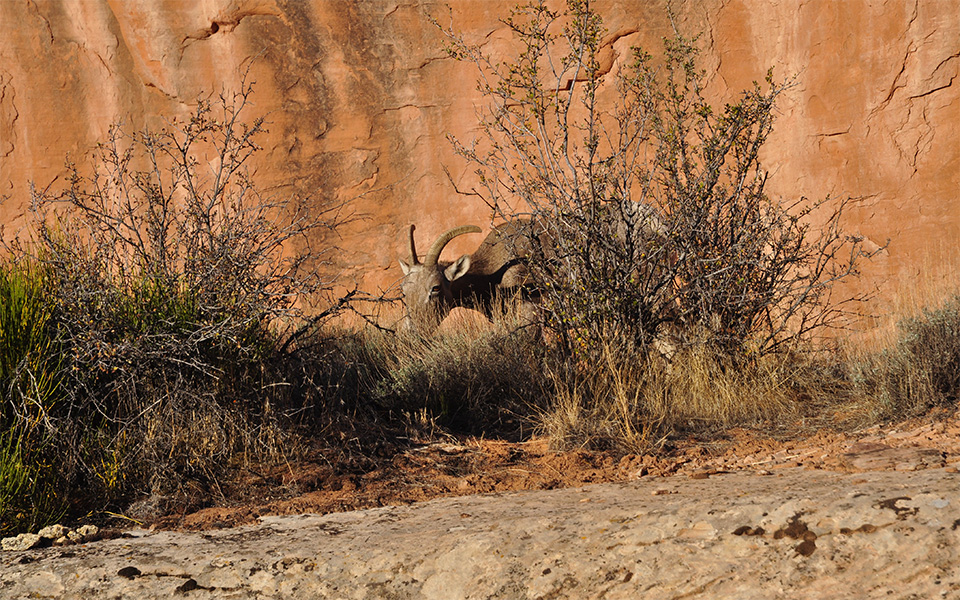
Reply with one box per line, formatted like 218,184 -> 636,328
145,413 -> 960,531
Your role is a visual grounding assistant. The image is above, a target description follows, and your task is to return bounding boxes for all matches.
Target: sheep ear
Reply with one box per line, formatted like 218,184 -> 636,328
399,259 -> 412,275
444,255 -> 470,281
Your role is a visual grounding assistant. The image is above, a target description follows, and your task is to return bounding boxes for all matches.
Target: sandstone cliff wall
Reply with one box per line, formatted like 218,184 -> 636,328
1,0 -> 957,313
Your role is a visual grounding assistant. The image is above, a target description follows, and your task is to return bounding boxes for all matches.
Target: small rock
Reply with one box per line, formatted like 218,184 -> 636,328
678,521 -> 716,539
1,533 -> 42,552
53,536 -> 73,547
795,539 -> 817,556
68,524 -> 100,543
841,446 -> 944,471
77,524 -> 100,537
38,524 -> 68,540
117,566 -> 141,579
839,523 -> 878,535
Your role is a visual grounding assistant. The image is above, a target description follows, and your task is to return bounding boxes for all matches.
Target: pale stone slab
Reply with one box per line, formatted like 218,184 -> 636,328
2,468 -> 959,599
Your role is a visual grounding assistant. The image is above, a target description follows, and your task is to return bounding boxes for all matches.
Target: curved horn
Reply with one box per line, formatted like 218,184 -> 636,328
408,224 -> 419,265
424,225 -> 482,266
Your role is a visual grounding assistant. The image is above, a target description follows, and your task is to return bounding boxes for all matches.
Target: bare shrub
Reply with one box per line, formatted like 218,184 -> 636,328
12,72 -> 347,508
437,0 -> 876,359
431,0 -> 885,451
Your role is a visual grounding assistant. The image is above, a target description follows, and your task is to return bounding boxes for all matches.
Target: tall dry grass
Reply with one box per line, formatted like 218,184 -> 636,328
838,246 -> 960,423
365,302 -> 551,438
850,245 -> 960,352
537,337 -> 822,452
849,294 -> 960,422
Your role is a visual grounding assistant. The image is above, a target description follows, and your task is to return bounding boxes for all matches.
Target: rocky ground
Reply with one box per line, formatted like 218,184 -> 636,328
2,415 -> 960,599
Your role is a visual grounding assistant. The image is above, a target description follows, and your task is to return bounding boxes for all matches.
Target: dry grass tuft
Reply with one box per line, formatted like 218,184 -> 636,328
850,293 -> 960,421
538,339 -> 814,452
538,342 -> 665,453
359,298 -> 551,439
838,247 -> 960,423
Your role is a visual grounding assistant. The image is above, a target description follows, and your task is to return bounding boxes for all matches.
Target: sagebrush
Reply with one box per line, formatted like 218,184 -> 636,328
439,0 -> 876,359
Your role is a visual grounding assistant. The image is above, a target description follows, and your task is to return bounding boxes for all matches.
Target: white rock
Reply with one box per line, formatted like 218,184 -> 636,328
1,533 -> 42,551
69,524 -> 99,543
38,524 -> 68,540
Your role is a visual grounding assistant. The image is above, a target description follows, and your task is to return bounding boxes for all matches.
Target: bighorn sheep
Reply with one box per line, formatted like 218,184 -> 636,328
398,222 -> 537,334
398,205 -> 672,336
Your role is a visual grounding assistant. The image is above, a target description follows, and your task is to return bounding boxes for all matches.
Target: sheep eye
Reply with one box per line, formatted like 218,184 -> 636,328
430,285 -> 441,295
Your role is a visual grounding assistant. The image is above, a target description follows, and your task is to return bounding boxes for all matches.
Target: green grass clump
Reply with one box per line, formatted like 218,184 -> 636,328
0,261 -> 62,428
0,260 -> 67,534
0,430 -> 65,536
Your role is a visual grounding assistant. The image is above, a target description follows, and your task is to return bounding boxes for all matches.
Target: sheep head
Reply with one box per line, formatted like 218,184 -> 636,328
398,224 -> 481,332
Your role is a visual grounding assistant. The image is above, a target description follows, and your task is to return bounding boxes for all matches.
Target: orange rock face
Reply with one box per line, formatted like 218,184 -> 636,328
1,1 -> 957,317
